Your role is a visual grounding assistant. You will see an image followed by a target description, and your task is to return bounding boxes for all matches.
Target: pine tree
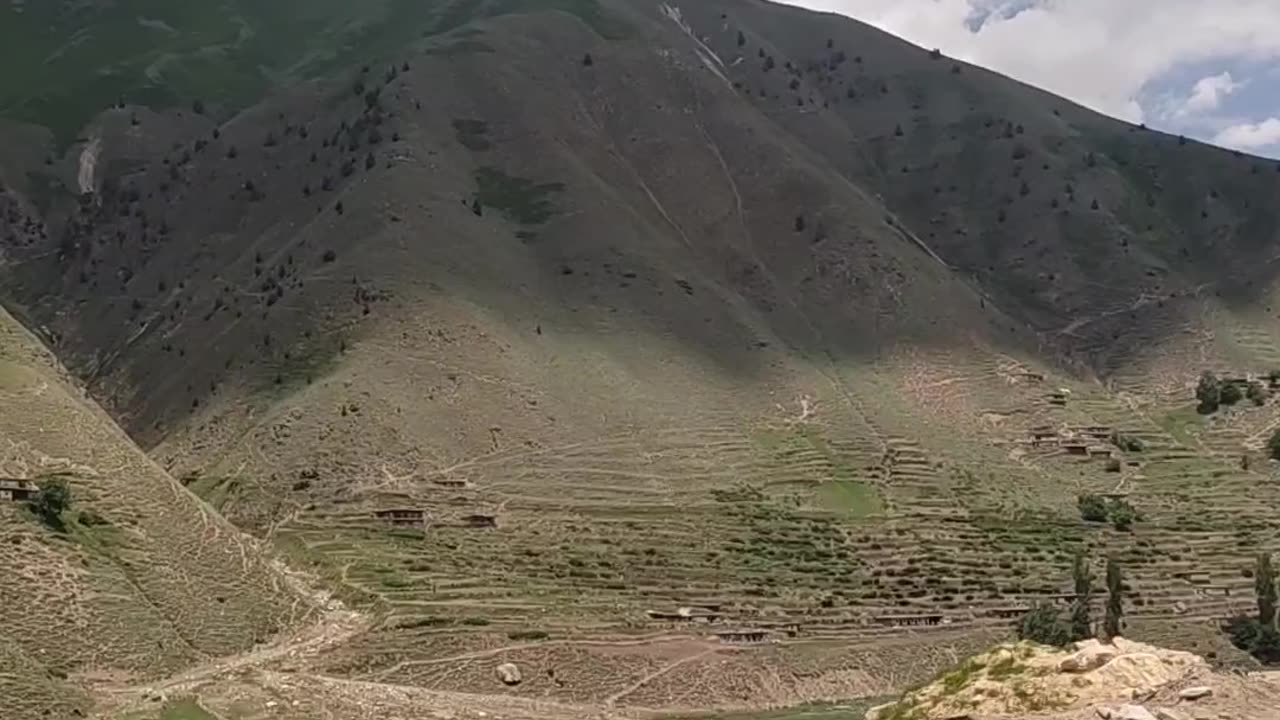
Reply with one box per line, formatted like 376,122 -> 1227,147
1070,551 -> 1093,641
1103,556 -> 1124,640
1257,553 -> 1278,628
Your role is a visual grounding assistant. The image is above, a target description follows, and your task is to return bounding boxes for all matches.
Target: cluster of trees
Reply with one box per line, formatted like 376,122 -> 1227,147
28,478 -> 71,531
1196,371 -> 1271,414
1019,552 -> 1124,646
1078,494 -> 1139,531
1226,553 -> 1280,664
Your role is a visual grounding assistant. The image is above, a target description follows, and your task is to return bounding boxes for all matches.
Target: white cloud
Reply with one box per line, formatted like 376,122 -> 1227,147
784,1 -> 1280,130
1214,118 -> 1280,149
1181,72 -> 1243,115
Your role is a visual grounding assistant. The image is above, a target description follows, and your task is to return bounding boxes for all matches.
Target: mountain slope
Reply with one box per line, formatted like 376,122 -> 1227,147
0,306 -> 315,720
2,0 -> 1280,714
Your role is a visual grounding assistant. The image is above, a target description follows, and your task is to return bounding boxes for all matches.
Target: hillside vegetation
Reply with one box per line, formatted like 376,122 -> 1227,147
2,0 -> 1280,718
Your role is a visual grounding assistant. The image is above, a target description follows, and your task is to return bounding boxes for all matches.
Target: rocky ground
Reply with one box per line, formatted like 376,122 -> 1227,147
866,638 -> 1280,720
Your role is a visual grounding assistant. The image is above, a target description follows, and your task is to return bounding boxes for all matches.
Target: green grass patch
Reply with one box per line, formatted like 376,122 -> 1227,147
185,475 -> 239,512
1155,404 -> 1206,446
255,337 -> 346,399
160,699 -> 218,720
452,118 -> 492,150
475,167 -> 565,225
753,424 -> 884,517
814,480 -> 883,518
986,654 -> 1026,680
938,656 -> 985,695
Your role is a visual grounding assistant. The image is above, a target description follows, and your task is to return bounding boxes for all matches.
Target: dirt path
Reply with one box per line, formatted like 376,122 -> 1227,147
78,136 -> 101,194
605,648 -> 716,706
95,606 -> 369,707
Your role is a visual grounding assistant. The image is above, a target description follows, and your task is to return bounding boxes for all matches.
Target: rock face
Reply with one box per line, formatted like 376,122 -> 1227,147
495,662 -> 522,686
863,638 -> 1215,720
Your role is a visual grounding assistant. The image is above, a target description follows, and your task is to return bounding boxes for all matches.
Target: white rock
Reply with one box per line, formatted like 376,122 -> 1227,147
1155,708 -> 1189,720
1061,642 -> 1120,673
266,701 -> 278,708
865,702 -> 895,720
1113,705 -> 1157,720
495,662 -> 522,686
1178,686 -> 1213,700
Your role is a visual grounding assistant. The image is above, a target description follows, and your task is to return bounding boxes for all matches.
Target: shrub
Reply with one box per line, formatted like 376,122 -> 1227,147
1268,430 -> 1280,460
1017,604 -> 1071,647
29,478 -> 71,530
1078,494 -> 1108,523
1221,381 -> 1244,406
1249,381 -> 1270,406
1196,371 -> 1221,413
1111,432 -> 1145,453
1108,500 -> 1137,531
1226,616 -> 1280,664
76,509 -> 109,527
1079,494 -> 1139,530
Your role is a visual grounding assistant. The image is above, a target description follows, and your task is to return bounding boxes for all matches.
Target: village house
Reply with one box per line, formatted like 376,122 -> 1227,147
713,629 -> 770,644
0,478 -> 36,502
373,508 -> 426,527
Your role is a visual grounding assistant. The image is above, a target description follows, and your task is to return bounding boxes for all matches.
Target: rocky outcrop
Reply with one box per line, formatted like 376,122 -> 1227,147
863,638 -> 1273,720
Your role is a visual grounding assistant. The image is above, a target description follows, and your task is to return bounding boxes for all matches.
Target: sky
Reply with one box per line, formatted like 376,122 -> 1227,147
785,0 -> 1280,159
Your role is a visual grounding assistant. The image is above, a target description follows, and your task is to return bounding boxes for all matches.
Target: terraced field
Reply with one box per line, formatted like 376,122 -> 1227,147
244,348 -> 1280,707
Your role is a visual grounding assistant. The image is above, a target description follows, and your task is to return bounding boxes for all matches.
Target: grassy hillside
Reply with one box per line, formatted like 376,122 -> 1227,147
0,0 -> 620,147
3,0 -> 1280,715
0,307 -> 315,720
